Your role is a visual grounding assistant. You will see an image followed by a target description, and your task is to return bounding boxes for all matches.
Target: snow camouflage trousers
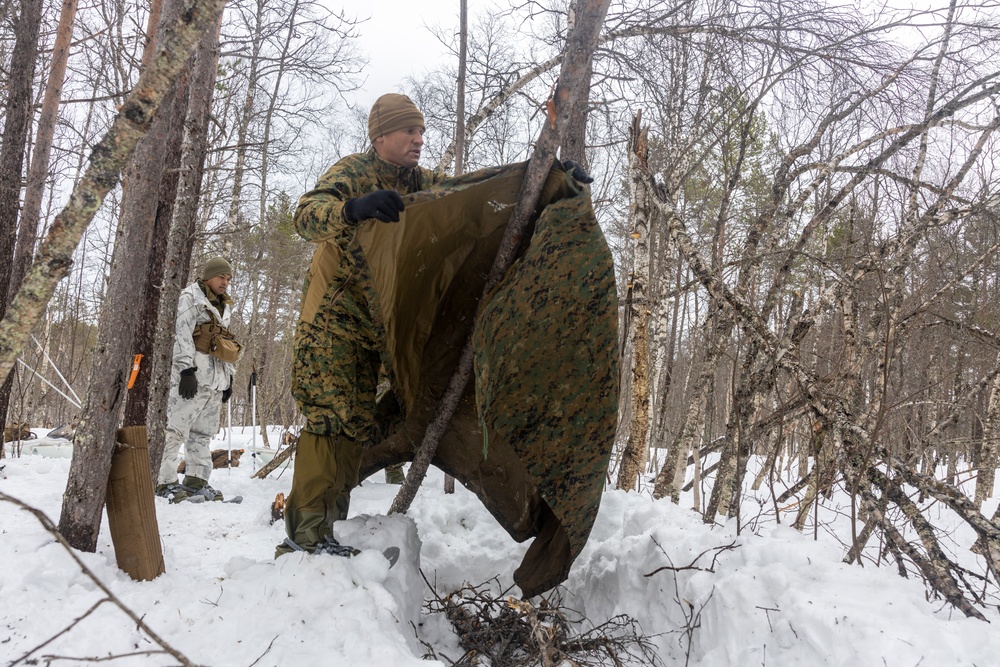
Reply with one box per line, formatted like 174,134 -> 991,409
158,382 -> 224,484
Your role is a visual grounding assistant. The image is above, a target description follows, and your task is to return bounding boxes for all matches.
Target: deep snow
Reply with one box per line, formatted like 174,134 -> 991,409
2,428 -> 999,666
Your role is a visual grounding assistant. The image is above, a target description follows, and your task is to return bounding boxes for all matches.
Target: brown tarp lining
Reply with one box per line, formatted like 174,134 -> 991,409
356,162 -> 618,596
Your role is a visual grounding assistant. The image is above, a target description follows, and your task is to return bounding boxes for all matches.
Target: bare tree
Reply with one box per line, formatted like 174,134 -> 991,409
17,0 -> 230,552
0,0 -> 43,446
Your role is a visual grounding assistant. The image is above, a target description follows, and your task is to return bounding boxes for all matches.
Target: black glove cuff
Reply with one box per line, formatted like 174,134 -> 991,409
343,199 -> 359,223
181,367 -> 197,376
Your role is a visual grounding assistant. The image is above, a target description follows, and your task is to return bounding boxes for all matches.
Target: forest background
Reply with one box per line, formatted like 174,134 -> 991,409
1,0 -> 1000,622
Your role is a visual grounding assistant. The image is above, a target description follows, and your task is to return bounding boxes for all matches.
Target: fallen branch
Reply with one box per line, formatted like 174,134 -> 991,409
252,438 -> 297,479
644,538 -> 739,578
0,491 -> 199,666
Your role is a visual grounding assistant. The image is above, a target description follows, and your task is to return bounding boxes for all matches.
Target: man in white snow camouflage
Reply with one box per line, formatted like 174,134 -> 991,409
155,256 -> 241,503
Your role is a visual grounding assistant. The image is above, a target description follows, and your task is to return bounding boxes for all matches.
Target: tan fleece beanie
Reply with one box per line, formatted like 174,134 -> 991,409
368,93 -> 425,142
202,257 -> 233,281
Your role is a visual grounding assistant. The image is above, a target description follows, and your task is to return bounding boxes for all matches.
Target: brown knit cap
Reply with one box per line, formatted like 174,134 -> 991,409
368,93 -> 425,142
202,256 -> 233,281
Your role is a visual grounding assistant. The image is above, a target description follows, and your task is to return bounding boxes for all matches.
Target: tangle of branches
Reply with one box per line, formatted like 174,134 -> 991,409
419,577 -> 661,667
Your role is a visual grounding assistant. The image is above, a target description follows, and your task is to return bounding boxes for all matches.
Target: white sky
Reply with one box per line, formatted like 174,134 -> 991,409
340,1 -> 472,109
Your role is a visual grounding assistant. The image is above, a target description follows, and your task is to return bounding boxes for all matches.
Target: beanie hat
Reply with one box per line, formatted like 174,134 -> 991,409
202,257 -> 233,281
368,93 -> 425,142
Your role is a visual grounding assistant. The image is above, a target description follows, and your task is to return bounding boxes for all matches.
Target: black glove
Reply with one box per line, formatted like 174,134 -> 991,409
344,189 -> 405,223
178,367 -> 198,399
222,379 -> 232,403
562,159 -> 594,184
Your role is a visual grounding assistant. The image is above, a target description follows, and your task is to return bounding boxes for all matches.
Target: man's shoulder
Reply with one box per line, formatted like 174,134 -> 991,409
179,281 -> 212,308
314,151 -> 377,186
183,280 -> 207,296
332,151 -> 376,172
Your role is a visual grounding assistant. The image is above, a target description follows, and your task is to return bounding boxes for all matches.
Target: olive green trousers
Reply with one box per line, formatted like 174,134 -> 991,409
275,431 -> 363,556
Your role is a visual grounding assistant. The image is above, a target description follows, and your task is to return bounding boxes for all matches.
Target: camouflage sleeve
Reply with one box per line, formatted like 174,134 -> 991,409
293,161 -> 361,244
422,167 -> 448,189
173,286 -> 199,372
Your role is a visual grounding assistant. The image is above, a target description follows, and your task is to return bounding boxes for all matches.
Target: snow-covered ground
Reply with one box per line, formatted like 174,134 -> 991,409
2,427 -> 999,666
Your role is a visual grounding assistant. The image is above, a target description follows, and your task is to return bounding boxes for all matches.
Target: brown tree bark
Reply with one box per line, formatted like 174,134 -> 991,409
0,0 -> 43,448
121,75 -> 191,428
61,0 -> 190,550
145,12 -> 225,476
8,0 -> 77,304
46,0 -> 229,552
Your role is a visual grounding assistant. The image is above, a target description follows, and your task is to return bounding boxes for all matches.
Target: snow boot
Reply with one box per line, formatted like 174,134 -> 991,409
182,476 -> 223,501
314,536 -> 362,558
155,482 -> 190,503
278,535 -> 359,558
279,536 -> 398,567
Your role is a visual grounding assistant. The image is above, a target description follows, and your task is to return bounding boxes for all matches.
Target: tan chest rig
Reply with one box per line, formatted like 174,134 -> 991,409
192,310 -> 242,363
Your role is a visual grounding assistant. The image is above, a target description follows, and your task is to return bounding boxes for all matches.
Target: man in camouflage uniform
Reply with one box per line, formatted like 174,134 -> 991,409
277,93 -> 445,557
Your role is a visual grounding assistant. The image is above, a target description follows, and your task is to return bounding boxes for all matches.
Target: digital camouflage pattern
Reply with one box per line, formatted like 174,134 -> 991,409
282,148 -> 443,557
355,162 -> 619,596
291,148 -> 445,437
472,182 -> 619,576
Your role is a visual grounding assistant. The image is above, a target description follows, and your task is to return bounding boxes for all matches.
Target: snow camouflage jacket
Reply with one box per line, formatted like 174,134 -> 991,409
174,281 -> 235,392
355,162 -> 619,597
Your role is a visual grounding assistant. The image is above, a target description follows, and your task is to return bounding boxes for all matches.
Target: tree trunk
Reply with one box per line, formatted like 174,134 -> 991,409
561,0 -> 592,166
442,0 -> 469,497
147,12 -> 224,478
122,79 -> 191,427
221,0 -> 265,256
256,0 -> 301,225
0,0 -> 43,446
616,113 -> 651,492
53,0 -> 229,551
974,352 -> 1000,505
656,311 -> 729,504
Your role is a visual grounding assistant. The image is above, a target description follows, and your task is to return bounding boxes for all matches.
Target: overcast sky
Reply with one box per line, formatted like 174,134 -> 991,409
342,1 -> 473,109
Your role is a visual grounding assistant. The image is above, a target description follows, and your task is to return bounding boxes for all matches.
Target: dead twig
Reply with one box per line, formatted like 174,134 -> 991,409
644,538 -> 739,578
0,491 -> 200,667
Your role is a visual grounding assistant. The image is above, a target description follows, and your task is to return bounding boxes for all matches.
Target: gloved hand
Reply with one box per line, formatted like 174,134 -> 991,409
178,367 -> 198,399
562,159 -> 594,184
344,189 -> 405,223
222,378 -> 232,403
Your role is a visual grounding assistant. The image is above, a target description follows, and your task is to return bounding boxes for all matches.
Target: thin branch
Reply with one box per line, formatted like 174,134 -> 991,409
0,492 -> 200,667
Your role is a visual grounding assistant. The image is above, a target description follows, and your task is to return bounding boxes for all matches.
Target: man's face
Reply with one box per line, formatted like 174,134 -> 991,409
374,126 -> 425,168
205,274 -> 231,296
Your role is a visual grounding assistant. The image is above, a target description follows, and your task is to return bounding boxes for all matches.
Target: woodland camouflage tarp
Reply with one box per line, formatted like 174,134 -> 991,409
356,162 -> 618,596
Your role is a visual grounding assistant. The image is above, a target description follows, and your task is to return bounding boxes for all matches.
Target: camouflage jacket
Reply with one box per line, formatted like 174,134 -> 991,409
173,280 -> 235,391
293,148 -> 445,346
